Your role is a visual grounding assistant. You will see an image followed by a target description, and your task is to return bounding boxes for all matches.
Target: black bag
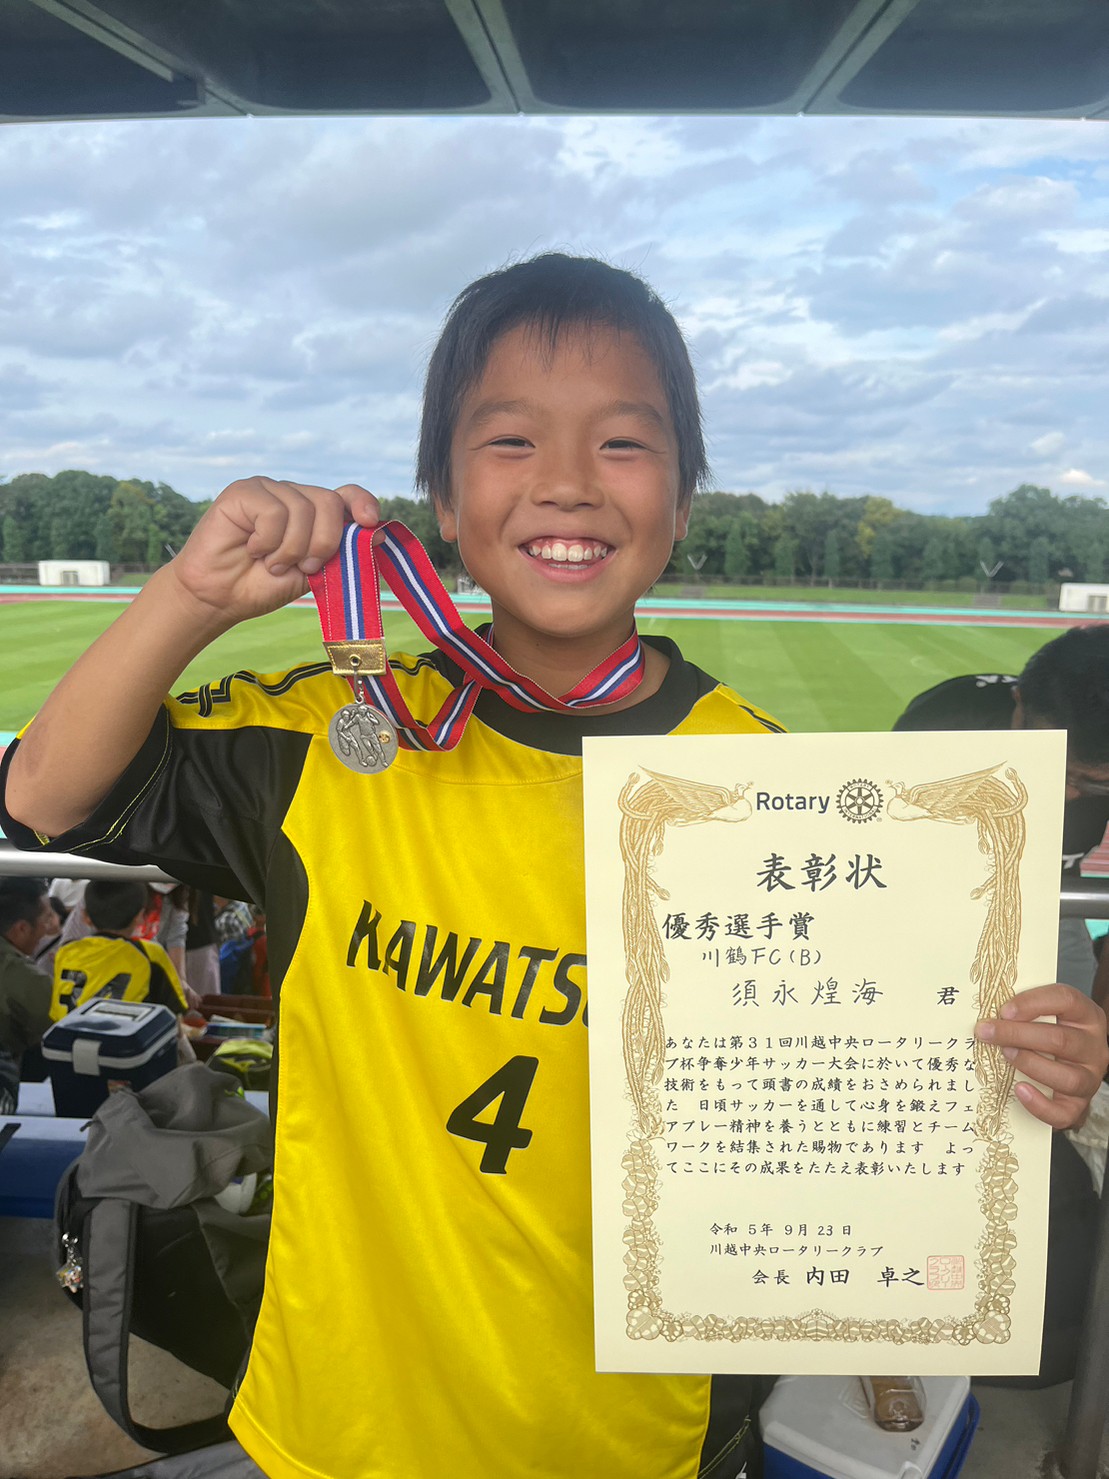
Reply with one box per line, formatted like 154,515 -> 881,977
54,1064 -> 272,1454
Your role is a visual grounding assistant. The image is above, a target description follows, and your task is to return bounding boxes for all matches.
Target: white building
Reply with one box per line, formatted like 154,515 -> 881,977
37,560 -> 111,587
1059,582 -> 1109,616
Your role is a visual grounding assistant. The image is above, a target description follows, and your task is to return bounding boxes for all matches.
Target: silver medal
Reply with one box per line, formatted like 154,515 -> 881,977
328,702 -> 398,775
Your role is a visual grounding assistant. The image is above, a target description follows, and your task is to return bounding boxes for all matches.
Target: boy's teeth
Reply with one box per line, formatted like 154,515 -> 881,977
528,540 -> 608,563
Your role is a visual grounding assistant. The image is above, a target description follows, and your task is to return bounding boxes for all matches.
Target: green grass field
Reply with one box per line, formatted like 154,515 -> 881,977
0,597 -> 1057,737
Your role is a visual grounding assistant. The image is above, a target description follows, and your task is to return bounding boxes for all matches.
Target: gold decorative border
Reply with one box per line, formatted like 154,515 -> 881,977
617,764 -> 1025,1347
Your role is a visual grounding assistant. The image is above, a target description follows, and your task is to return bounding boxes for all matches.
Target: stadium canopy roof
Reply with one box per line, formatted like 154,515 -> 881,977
4,0 -> 1109,125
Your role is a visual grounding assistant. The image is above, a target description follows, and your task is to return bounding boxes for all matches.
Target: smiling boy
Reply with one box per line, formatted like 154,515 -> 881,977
3,255 -> 1105,1479
434,319 -> 687,695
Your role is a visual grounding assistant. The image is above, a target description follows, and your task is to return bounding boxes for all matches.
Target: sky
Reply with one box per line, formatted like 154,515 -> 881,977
2,111 -> 1109,517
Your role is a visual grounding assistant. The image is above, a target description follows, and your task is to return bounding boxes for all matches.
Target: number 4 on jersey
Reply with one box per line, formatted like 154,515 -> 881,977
446,1056 -> 538,1174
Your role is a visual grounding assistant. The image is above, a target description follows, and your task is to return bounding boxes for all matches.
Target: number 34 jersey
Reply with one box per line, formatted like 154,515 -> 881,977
3,638 -> 782,1479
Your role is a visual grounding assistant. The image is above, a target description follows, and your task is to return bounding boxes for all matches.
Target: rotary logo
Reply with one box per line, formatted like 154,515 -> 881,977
836,778 -> 884,824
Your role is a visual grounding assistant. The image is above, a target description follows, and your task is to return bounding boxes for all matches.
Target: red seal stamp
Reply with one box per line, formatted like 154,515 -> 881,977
927,1254 -> 965,1291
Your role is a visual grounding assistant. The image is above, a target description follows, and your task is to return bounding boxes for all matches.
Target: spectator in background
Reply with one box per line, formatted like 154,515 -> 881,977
215,895 -> 256,945
51,880 -> 193,1062
894,624 -> 1109,1006
0,878 -> 57,1112
213,895 -> 268,996
48,876 -> 86,927
135,881 -> 190,983
45,877 -> 201,1007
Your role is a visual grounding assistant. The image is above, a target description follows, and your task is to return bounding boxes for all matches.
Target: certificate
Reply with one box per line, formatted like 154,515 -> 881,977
583,730 -> 1065,1375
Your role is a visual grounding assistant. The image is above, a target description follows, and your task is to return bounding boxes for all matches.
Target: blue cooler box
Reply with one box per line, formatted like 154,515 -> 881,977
760,1376 -> 979,1479
42,999 -> 178,1117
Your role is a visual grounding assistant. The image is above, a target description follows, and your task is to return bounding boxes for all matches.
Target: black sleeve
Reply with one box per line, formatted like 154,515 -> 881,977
0,704 -> 312,906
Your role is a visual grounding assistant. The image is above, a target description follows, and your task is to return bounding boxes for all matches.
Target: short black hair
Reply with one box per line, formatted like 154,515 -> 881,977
1019,625 -> 1109,767
84,880 -> 148,934
0,877 -> 49,936
416,253 -> 707,505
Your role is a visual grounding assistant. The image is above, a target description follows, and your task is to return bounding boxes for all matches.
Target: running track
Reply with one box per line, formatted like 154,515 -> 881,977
0,587 -> 1101,630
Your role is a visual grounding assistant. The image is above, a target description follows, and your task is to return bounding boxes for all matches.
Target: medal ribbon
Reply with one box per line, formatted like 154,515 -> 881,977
307,521 -> 645,753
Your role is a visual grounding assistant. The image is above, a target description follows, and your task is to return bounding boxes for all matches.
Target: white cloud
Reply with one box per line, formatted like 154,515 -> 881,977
4,113 -> 1109,516
947,120 -> 1109,171
1048,228 -> 1109,255
1059,468 -> 1105,488
955,176 -> 1078,225
557,117 -> 691,181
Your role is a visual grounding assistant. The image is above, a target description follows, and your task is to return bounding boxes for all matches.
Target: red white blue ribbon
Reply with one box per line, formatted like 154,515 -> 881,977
307,521 -> 645,752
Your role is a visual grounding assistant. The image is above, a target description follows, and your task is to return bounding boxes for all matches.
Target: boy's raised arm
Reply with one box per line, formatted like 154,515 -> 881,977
5,478 -> 379,839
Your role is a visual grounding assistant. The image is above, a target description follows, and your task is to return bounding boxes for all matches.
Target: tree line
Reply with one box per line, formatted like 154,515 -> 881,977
1,470 -> 1106,587
0,471 -> 207,566
671,484 -> 1108,587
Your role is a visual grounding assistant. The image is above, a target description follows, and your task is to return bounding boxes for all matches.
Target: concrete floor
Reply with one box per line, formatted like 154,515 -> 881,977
2,1215 -> 1108,1479
962,1383 -> 1082,1479
0,1217 -> 226,1479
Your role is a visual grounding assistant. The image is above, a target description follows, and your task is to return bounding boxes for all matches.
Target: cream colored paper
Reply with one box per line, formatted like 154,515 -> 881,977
583,730 -> 1065,1375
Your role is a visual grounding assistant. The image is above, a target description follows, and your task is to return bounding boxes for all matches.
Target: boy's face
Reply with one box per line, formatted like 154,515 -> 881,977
438,323 -> 688,672
4,892 -> 58,956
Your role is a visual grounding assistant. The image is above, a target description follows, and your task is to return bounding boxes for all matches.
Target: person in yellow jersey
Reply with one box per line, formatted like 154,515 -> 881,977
49,878 -> 189,1022
3,256 -> 1106,1479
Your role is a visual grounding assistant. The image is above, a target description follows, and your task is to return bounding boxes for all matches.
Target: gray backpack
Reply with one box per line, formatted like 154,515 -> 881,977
54,1064 -> 272,1454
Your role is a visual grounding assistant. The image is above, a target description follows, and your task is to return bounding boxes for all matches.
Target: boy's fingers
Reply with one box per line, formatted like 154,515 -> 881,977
997,1044 -> 1099,1102
976,983 -> 1109,1126
253,480 -> 324,574
1001,982 -> 1106,1026
977,1020 -> 1108,1086
243,495 -> 292,566
978,1016 -> 1096,1061
264,482 -> 381,574
200,474 -> 379,584
295,484 -> 382,571
335,483 -> 381,528
294,486 -> 352,573
1012,1080 -> 1089,1130
224,479 -> 355,576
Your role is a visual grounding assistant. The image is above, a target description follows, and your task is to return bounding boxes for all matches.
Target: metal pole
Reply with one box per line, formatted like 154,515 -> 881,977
1058,875 -> 1109,1478
1060,1169 -> 1109,1479
1061,879 -> 1109,921
0,840 -> 174,884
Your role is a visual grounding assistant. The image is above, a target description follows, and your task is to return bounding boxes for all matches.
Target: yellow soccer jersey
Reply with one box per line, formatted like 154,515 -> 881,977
1,637 -> 782,1479
50,934 -> 187,1021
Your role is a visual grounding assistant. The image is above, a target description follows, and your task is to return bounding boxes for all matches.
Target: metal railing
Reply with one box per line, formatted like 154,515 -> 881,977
0,841 -> 173,884
7,839 -> 1107,908
1060,877 -> 1109,920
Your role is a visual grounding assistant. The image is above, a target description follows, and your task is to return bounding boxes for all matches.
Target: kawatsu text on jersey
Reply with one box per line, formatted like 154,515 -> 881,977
756,790 -> 830,813
346,900 -> 586,1027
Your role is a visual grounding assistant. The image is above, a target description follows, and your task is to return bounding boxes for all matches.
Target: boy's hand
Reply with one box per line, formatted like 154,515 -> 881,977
5,476 -> 382,840
170,478 -> 380,626
975,984 -> 1109,1129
